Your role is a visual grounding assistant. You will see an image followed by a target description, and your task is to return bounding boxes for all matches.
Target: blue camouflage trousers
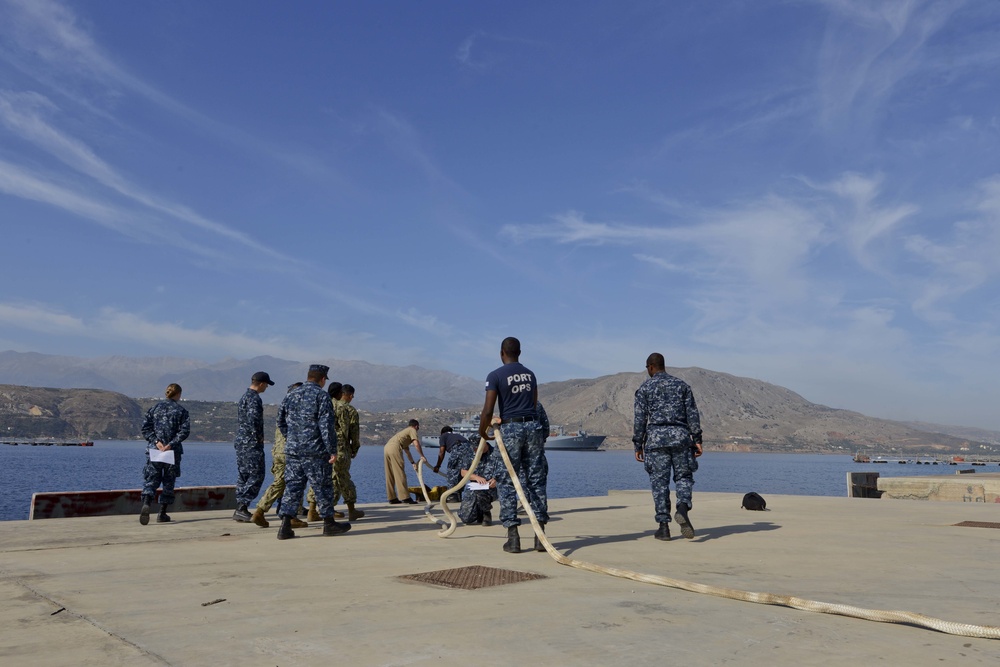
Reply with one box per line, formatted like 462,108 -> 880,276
446,468 -> 464,501
459,488 -> 496,525
644,445 -> 698,524
497,421 -> 548,528
281,455 -> 334,519
520,452 -> 548,516
142,455 -> 178,506
235,443 -> 266,507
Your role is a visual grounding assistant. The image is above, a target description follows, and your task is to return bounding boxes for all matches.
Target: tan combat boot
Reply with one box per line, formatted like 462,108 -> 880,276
348,503 -> 365,520
307,501 -> 321,523
334,509 -> 346,518
290,517 -> 308,529
251,507 -> 269,528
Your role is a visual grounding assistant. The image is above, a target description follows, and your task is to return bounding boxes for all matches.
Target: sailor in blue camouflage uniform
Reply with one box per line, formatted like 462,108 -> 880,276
139,383 -> 190,525
457,440 -> 505,526
521,401 -> 550,531
275,364 -> 351,540
432,425 -> 473,501
234,371 -> 274,524
633,352 -> 703,541
479,336 -> 548,554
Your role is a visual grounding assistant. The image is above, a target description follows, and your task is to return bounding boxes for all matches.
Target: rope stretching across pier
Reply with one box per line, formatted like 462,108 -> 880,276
417,429 -> 1000,640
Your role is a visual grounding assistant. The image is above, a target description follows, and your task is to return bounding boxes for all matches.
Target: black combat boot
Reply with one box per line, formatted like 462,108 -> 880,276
654,522 -> 671,541
503,525 -> 521,553
323,517 -> 352,536
233,504 -> 252,522
347,503 -> 365,520
534,522 -> 546,552
139,500 -> 151,525
277,516 -> 296,540
675,505 -> 695,539
482,510 -> 492,527
156,503 -> 171,523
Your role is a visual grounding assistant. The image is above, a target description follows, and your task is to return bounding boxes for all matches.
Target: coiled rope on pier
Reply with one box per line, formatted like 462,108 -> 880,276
426,426 -> 1000,640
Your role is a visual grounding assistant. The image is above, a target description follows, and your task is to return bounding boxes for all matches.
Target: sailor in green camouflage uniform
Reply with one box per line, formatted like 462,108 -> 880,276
334,384 -> 363,520
306,382 -> 363,520
633,352 -> 703,541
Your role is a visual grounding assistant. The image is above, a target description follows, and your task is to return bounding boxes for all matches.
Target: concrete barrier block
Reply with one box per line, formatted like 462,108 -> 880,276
29,486 -> 237,519
876,474 -> 1000,503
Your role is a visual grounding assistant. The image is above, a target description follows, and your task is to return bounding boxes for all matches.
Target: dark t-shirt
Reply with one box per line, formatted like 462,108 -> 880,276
440,431 -> 470,452
485,362 -> 537,420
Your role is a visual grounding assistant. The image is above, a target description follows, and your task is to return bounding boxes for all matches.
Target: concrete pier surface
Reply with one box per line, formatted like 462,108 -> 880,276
3,491 -> 1000,666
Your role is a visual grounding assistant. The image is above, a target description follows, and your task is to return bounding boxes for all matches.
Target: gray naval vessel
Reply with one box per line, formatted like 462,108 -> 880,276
420,415 -> 605,451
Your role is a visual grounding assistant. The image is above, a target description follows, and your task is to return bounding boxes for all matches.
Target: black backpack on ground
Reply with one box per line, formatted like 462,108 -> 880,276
741,492 -> 766,511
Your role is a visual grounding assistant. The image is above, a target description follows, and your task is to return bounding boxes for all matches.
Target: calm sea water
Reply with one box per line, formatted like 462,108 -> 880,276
0,442 -> 989,521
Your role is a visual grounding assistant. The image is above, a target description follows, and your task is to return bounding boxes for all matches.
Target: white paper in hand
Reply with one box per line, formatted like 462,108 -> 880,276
466,481 -> 490,491
149,448 -> 175,465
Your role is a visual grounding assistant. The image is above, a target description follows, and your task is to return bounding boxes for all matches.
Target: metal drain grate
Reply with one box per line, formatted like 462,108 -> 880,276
953,521 -> 1000,529
399,565 -> 546,590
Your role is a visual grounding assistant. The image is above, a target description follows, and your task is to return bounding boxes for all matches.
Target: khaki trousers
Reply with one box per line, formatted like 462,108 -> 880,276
383,443 -> 410,501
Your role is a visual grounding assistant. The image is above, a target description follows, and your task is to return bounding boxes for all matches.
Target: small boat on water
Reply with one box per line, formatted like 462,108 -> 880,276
421,415 -> 605,451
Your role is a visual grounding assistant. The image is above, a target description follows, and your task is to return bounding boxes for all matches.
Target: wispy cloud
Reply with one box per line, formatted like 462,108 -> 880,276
370,107 -> 462,191
0,302 -> 87,335
503,196 -> 826,297
903,175 -> 1000,319
803,172 -> 918,271
815,0 -> 963,127
0,0 -> 347,185
502,171 -> 1000,353
455,30 -> 546,71
0,157 -> 132,233
397,308 -> 450,335
456,30 -> 488,70
0,90 -> 296,264
634,254 -> 683,272
0,0 -> 192,116
0,301 -> 433,365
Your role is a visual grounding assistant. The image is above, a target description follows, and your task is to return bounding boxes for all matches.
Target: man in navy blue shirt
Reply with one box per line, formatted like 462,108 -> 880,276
479,337 -> 548,553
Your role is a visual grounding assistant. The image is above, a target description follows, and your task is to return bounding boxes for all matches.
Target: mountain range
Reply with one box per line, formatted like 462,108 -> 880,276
1,350 -> 998,453
0,351 -> 481,411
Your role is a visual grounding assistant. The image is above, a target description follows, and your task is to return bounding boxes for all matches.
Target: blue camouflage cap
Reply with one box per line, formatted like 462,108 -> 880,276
309,364 -> 330,377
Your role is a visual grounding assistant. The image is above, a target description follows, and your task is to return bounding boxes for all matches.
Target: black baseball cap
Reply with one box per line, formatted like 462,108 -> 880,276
252,371 -> 275,386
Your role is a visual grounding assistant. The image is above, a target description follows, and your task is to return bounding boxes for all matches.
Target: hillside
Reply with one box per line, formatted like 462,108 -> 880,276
3,361 -> 999,454
538,369 -> 999,454
0,385 -> 141,440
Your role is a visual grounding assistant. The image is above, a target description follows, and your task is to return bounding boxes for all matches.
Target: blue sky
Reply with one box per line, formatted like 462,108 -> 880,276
1,1 -> 999,429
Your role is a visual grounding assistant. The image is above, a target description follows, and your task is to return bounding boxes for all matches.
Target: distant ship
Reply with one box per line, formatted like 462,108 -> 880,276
420,415 -> 604,451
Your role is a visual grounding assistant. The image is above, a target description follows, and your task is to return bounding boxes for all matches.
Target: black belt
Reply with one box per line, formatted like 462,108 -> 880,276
504,416 -> 536,423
